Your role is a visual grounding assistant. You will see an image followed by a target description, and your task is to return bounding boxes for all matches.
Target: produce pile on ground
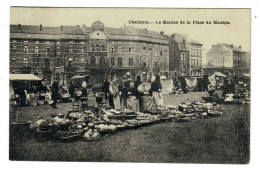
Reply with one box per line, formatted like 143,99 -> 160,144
29,101 -> 223,142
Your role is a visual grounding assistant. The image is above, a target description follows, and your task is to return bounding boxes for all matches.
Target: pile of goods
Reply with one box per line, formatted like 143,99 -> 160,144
29,100 -> 223,142
203,93 -> 250,105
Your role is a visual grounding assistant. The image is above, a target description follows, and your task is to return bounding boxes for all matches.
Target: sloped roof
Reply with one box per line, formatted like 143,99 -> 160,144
123,26 -> 166,40
105,27 -> 124,35
170,33 -> 202,45
10,23 -> 167,41
61,26 -> 83,34
217,44 -> 243,52
10,25 -> 61,34
10,24 -> 84,35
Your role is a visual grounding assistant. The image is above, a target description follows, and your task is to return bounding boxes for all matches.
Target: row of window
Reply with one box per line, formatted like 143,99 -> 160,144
11,45 -> 86,54
110,46 -> 168,56
234,70 -> 245,76
233,61 -> 246,67
233,54 -> 245,60
191,59 -> 202,67
88,56 -> 168,68
190,48 -> 202,57
181,53 -> 189,62
190,71 -> 203,76
11,57 -> 51,66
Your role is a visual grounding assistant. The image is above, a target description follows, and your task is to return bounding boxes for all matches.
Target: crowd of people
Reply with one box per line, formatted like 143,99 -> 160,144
102,74 -> 164,111
11,72 -> 250,110
207,76 -> 250,99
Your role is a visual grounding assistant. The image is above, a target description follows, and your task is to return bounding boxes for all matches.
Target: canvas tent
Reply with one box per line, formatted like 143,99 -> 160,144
9,74 -> 41,98
161,79 -> 173,94
10,74 -> 41,81
208,72 -> 227,86
185,77 -> 197,89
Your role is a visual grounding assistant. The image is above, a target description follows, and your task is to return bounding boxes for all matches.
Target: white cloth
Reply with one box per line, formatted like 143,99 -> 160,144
152,91 -> 164,107
113,94 -> 121,110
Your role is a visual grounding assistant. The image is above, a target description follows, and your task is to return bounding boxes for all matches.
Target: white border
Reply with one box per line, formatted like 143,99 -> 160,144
1,0 -> 259,172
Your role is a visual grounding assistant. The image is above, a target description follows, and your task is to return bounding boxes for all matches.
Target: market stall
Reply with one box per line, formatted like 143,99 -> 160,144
208,72 -> 227,89
10,74 -> 43,106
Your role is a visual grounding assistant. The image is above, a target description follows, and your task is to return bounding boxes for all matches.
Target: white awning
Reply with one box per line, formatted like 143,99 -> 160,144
10,74 -> 41,81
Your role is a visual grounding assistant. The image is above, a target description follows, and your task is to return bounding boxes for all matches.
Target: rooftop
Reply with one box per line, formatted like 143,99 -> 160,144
10,22 -> 168,41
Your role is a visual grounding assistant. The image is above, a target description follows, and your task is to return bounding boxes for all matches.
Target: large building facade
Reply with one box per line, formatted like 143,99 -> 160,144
189,42 -> 203,76
205,44 -> 248,77
10,21 -> 169,85
168,33 -> 203,77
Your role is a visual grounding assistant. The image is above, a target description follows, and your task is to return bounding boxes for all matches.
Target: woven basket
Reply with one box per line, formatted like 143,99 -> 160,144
29,101 -> 38,106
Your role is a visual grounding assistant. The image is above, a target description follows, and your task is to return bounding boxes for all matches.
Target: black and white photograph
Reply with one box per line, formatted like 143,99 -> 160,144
8,7 -> 251,164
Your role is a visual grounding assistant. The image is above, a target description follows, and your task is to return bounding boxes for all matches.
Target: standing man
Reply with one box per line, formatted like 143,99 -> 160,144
103,78 -> 110,103
151,75 -> 164,107
51,78 -> 59,108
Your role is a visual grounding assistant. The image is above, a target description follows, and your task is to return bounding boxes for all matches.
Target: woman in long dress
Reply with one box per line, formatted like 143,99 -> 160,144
109,80 -> 121,110
151,75 -> 164,107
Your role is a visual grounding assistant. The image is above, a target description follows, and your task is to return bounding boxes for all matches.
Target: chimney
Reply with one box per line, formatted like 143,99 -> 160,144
160,31 -> 164,36
144,28 -> 147,33
123,23 -> 126,31
18,24 -> 21,30
239,46 -> 242,50
40,24 -> 42,31
229,44 -> 233,48
60,26 -> 63,31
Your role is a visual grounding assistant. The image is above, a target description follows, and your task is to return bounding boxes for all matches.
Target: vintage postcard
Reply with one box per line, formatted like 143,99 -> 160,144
9,7 -> 250,163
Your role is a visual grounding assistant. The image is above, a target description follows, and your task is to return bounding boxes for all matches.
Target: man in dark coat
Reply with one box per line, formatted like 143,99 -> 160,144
51,78 -> 59,108
103,78 -> 110,102
69,81 -> 75,99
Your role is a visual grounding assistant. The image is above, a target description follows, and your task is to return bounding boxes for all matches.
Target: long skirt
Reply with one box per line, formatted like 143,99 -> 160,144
113,94 -> 121,110
152,91 -> 164,107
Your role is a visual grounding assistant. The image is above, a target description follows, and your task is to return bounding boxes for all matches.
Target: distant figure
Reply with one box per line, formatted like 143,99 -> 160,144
51,78 -> 59,108
109,79 -> 121,110
135,76 -> 142,89
103,78 -> 110,102
151,75 -> 164,106
41,78 -> 47,93
69,81 -> 75,99
81,84 -> 88,97
120,76 -> 127,108
134,76 -> 143,105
